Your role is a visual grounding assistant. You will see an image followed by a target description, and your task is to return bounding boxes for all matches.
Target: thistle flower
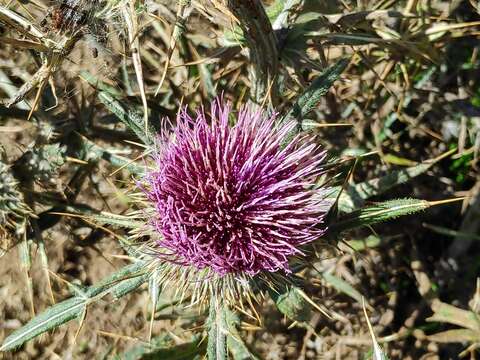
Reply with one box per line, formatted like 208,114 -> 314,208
142,99 -> 330,281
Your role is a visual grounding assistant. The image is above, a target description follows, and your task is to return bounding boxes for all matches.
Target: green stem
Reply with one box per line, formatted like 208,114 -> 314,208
207,296 -> 228,360
225,0 -> 279,105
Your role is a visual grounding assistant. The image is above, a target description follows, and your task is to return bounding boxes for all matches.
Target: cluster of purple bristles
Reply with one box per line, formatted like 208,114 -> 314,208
143,99 -> 329,276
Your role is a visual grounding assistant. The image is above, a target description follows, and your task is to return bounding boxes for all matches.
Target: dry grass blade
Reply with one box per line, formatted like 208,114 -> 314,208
0,6 -> 47,42
363,298 -> 388,360
122,0 -> 149,135
154,0 -> 193,96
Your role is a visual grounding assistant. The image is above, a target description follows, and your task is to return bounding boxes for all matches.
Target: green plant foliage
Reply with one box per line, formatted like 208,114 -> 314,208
270,285 -> 312,323
207,298 -> 228,360
226,310 -> 260,360
116,334 -> 204,360
0,261 -> 148,351
331,198 -> 431,233
0,0 -> 476,358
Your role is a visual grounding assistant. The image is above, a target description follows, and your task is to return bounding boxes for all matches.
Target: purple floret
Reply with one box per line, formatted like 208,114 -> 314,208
143,99 -> 330,276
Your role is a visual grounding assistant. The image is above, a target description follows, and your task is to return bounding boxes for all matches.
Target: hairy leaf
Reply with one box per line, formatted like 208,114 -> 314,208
338,162 -> 434,213
270,285 -> 311,323
1,261 -> 148,351
117,334 -> 204,360
280,58 -> 349,144
226,310 -> 259,360
284,58 -> 349,121
331,198 -> 430,233
98,91 -> 154,146
0,297 -> 86,351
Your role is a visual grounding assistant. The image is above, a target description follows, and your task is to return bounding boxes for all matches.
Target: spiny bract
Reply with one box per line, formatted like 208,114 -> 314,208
143,99 -> 330,277
0,160 -> 31,239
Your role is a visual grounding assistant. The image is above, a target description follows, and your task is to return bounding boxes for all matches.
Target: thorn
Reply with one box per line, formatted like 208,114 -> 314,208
296,289 -> 332,319
428,197 -> 469,207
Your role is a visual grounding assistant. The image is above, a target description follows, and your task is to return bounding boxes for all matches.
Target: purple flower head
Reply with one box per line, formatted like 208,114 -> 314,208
143,99 -> 330,276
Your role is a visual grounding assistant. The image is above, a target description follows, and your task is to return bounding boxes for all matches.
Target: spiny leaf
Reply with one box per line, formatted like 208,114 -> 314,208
0,297 -> 86,351
98,91 -> 155,146
336,149 -> 456,213
90,212 -> 143,229
338,162 -> 434,213
115,334 -> 204,360
122,3 -> 149,138
80,71 -> 122,97
382,153 -> 417,166
1,261 -> 148,351
331,198 -> 430,233
147,270 -> 162,341
225,310 -> 260,360
78,135 -> 145,175
281,58 -> 349,123
81,71 -> 156,146
18,237 -> 34,316
269,285 -> 311,323
84,261 -> 147,298
279,58 -> 349,145
111,272 -> 149,300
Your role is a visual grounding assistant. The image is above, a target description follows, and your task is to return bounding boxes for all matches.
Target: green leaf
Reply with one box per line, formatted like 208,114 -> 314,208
81,70 -> 157,146
98,91 -> 155,146
222,0 -> 303,46
292,58 -> 349,116
338,162 -> 434,213
322,272 -> 365,306
423,223 -> 480,241
1,261 -> 148,351
111,272 -> 149,300
90,211 -> 143,229
148,271 -> 162,309
266,0 -> 289,21
269,285 -> 311,323
80,71 -> 123,97
207,297 -> 228,360
336,150 -> 455,213
0,297 -> 86,351
382,154 -> 417,166
281,58 -> 349,122
346,235 -> 382,251
331,198 -> 430,233
269,0 -> 304,29
279,58 -> 349,144
225,310 -> 259,360
84,261 -> 147,298
78,134 -> 145,175
117,335 -> 204,360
